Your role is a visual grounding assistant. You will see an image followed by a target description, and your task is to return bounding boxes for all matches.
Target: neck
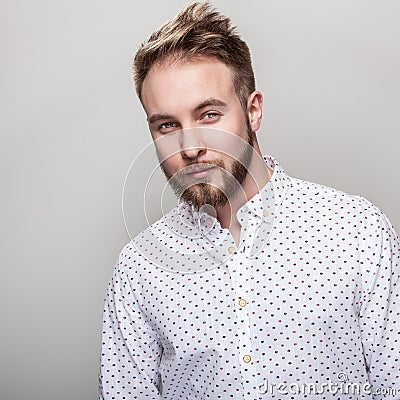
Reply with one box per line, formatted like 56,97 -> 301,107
216,147 -> 272,236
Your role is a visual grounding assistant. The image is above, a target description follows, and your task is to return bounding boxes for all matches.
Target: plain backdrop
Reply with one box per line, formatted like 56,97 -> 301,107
1,1 -> 399,399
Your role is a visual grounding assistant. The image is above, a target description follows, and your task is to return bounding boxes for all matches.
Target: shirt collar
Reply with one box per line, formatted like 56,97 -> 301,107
137,155 -> 291,271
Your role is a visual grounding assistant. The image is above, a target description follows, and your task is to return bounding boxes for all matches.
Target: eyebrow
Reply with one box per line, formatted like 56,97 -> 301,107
147,98 -> 227,125
147,113 -> 173,125
193,98 -> 227,111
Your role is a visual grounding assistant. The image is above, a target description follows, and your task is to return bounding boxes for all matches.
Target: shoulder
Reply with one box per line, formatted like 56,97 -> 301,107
290,175 -> 361,204
286,176 -> 399,240
288,175 -> 388,217
116,204 -> 185,273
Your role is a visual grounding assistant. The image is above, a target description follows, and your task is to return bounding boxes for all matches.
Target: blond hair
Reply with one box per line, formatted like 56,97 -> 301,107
133,2 -> 255,111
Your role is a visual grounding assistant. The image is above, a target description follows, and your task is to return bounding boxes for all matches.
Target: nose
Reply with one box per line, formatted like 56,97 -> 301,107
179,128 -> 207,159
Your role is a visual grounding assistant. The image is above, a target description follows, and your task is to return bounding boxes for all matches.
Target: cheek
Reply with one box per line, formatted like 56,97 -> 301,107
211,112 -> 249,153
154,135 -> 182,165
204,130 -> 248,162
159,154 -> 182,176
221,105 -> 248,131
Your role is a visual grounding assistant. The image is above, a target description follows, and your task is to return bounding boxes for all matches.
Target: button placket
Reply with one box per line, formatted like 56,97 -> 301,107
233,221 -> 259,397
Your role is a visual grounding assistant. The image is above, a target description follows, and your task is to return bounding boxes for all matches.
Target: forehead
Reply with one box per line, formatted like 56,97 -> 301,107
141,56 -> 236,114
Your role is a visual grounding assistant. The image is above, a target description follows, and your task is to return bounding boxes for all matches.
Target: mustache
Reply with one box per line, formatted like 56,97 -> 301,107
178,159 -> 225,174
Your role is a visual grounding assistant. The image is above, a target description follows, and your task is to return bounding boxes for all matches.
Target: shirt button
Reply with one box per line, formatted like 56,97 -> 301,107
238,298 -> 247,307
263,210 -> 269,217
242,354 -> 252,363
206,217 -> 213,226
228,246 -> 236,254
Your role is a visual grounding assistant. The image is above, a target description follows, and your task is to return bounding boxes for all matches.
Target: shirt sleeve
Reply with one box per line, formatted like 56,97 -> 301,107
356,197 -> 400,398
99,251 -> 163,399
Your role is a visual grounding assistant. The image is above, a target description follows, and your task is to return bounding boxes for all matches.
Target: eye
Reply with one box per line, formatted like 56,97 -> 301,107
158,121 -> 178,133
201,112 -> 220,122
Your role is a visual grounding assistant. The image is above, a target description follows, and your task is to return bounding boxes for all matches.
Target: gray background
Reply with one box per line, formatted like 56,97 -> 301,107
1,1 -> 399,399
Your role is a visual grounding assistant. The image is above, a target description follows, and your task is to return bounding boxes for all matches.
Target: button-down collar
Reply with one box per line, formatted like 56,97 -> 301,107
133,155 -> 291,273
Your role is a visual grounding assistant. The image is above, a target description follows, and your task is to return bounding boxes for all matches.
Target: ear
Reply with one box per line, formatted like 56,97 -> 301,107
247,91 -> 263,132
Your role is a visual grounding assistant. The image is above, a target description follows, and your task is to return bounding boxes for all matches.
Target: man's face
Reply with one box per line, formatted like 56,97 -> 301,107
141,56 -> 253,210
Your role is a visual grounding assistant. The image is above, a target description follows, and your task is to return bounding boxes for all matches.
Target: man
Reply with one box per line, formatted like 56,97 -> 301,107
99,2 -> 400,399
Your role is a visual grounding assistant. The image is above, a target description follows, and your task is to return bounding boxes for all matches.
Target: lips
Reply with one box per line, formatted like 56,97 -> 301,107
186,165 -> 216,180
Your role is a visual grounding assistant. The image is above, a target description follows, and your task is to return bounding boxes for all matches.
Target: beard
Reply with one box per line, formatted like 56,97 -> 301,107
159,132 -> 254,211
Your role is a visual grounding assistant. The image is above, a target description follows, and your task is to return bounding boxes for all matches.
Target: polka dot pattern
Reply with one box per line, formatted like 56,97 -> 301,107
99,155 -> 400,399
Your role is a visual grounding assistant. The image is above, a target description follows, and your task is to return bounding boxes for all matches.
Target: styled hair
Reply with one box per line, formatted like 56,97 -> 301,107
133,1 -> 256,111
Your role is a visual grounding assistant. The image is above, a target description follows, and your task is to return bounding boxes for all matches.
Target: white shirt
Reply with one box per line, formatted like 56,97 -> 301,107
99,155 -> 400,399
